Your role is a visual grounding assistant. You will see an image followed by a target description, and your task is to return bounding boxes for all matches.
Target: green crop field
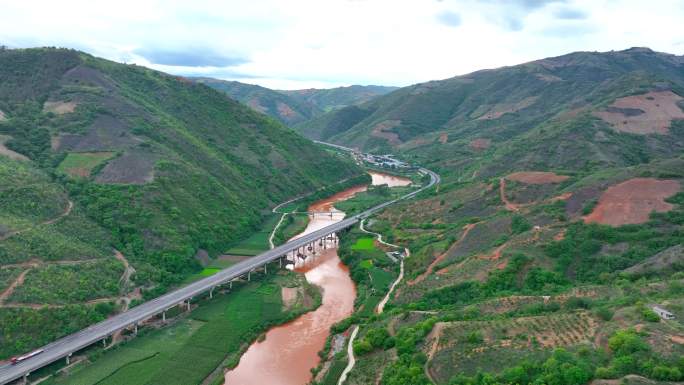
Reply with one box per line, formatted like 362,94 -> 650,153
47,273 -> 313,385
321,354 -> 348,385
224,214 -> 280,256
57,152 -> 115,178
368,267 -> 394,292
273,213 -> 310,245
360,259 -> 373,269
351,237 -> 375,251
48,320 -> 204,385
199,267 -> 221,276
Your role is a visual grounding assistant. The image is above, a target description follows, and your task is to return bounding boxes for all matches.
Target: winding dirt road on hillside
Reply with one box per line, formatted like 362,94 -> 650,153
408,222 -> 478,286
114,249 -> 135,291
0,269 -> 30,304
109,250 -> 141,345
425,322 -> 447,383
0,251 -> 134,312
0,200 -> 73,241
499,178 -> 521,211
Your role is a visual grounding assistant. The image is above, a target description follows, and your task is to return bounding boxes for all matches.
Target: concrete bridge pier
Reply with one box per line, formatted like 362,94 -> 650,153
66,353 -> 72,365
209,287 -> 214,299
162,311 -> 166,322
134,323 -> 138,335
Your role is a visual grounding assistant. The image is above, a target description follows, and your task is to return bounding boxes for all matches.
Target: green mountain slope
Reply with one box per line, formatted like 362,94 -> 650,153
282,84 -> 397,112
302,48 -> 684,166
191,77 -> 319,126
193,78 -> 396,126
0,47 -> 362,357
304,48 -> 684,385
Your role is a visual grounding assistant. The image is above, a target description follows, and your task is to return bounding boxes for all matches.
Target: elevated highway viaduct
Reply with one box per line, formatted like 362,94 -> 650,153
0,159 -> 438,385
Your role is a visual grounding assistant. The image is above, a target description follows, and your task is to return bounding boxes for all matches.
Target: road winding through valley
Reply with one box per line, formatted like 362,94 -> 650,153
0,147 -> 439,385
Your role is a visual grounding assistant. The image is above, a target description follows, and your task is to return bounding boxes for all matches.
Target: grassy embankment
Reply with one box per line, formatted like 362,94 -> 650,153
223,214 -> 281,256
312,227 -> 399,385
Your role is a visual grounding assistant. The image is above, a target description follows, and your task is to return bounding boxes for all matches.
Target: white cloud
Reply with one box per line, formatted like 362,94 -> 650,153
0,0 -> 682,89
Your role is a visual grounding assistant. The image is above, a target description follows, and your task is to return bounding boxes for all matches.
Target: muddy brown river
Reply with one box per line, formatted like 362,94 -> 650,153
224,171 -> 410,385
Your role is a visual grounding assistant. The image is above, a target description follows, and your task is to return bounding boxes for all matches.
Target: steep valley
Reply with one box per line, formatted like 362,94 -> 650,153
0,47 -> 363,361
1,46 -> 684,385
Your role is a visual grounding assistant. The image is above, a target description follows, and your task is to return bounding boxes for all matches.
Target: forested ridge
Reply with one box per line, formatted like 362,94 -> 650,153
0,47 -> 362,358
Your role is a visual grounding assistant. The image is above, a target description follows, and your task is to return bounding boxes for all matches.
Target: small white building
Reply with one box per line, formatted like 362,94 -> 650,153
652,306 -> 675,320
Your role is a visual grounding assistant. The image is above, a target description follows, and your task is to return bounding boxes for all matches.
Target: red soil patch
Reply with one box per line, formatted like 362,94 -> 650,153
439,133 -> 448,144
43,101 -> 77,115
670,335 -> 684,345
470,138 -> 491,150
476,96 -> 537,120
479,244 -> 506,260
554,229 -> 567,241
594,91 -> 684,134
550,192 -> 573,202
0,269 -> 29,303
408,223 -> 477,285
584,178 -> 681,226
276,101 -> 298,119
435,256 -> 469,276
371,120 -> 402,145
496,260 -> 508,270
506,171 -> 569,184
247,98 -> 268,113
499,178 -> 521,212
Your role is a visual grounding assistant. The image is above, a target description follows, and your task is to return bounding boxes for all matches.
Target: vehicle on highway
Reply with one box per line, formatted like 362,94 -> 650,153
10,350 -> 44,365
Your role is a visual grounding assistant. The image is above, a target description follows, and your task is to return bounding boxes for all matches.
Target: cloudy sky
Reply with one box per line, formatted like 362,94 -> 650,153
1,0 -> 683,89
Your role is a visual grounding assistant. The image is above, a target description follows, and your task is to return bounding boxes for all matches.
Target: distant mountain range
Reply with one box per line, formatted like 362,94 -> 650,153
314,48 -> 684,384
193,77 -> 396,126
297,47 -> 684,178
